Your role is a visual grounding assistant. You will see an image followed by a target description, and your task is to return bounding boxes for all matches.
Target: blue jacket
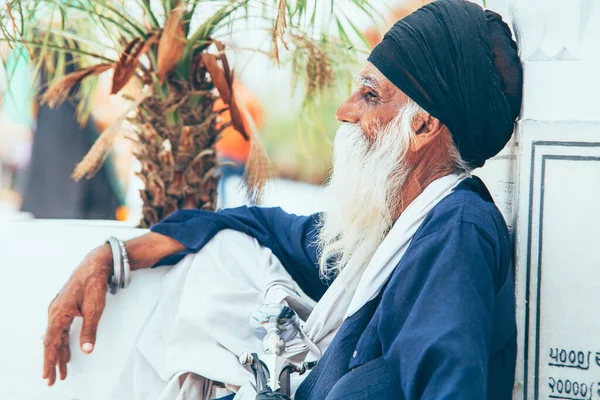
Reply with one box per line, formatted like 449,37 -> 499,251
151,177 -> 516,399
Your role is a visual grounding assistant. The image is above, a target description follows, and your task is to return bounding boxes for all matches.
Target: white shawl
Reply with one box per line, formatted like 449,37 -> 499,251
298,173 -> 466,356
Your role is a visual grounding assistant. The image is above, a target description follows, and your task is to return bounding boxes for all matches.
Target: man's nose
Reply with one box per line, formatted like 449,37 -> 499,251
335,97 -> 360,124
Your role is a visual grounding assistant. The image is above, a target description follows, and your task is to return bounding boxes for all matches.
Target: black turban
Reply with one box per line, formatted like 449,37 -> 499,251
368,0 -> 523,168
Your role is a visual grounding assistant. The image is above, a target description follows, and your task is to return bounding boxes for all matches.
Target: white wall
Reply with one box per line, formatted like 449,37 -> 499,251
506,1 -> 600,399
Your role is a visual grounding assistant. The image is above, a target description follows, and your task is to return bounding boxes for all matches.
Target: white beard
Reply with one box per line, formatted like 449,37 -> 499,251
317,101 -> 423,279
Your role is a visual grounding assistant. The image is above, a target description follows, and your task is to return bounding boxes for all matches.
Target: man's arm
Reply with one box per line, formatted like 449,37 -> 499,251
378,221 -> 498,399
150,206 -> 327,301
44,206 -> 325,385
113,231 -> 187,271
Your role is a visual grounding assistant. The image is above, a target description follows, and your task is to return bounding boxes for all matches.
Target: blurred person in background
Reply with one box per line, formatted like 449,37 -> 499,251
3,46 -> 124,220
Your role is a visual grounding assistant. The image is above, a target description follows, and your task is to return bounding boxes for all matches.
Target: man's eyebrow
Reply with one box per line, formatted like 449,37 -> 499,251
354,74 -> 381,95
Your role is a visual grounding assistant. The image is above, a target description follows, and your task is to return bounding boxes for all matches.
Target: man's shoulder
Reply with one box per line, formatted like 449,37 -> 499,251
418,177 -> 509,241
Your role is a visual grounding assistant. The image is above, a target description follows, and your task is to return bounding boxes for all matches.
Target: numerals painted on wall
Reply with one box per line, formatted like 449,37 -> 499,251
547,347 -> 600,399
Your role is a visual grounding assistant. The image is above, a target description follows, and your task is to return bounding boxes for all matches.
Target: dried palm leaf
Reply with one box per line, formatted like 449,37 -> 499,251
290,33 -> 335,106
201,53 -> 249,140
72,89 -> 152,181
236,92 -> 271,204
41,63 -> 112,108
111,34 -> 159,95
214,40 -> 231,86
244,138 -> 271,204
201,54 -> 230,102
157,4 -> 187,83
273,0 -> 289,67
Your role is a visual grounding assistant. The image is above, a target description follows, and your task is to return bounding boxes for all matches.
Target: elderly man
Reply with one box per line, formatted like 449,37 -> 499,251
43,1 -> 522,399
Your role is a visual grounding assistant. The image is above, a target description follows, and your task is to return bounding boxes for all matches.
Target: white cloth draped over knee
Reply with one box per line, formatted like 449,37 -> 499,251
113,174 -> 466,399
113,230 -> 316,400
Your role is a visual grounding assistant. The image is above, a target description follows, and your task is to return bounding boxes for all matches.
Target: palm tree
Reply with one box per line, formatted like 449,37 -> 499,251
0,0 -> 380,226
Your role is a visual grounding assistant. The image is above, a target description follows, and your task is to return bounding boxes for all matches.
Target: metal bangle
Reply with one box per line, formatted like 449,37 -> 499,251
106,237 -> 123,295
118,239 -> 131,289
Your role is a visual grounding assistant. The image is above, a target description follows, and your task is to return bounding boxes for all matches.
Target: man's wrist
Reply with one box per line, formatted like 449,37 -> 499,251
92,243 -> 114,277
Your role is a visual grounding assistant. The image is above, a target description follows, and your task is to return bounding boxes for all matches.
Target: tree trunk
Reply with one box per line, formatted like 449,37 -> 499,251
135,66 -> 223,227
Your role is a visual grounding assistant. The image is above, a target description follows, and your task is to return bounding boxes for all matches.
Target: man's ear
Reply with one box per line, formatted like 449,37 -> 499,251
411,114 -> 442,136
410,114 -> 445,152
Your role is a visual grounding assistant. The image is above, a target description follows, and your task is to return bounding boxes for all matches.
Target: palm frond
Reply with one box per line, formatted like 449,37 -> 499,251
41,63 -> 112,108
157,3 -> 187,83
1,0 -> 383,122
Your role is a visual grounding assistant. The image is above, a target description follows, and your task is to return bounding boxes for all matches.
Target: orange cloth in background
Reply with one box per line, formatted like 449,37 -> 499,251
214,82 -> 264,164
364,1 -> 432,46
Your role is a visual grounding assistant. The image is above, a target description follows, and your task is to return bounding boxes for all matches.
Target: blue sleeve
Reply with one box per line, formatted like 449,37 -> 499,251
150,206 -> 328,301
379,221 -> 496,399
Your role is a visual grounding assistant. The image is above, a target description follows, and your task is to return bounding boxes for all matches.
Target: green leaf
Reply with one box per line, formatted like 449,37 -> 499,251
285,0 -> 292,20
45,28 -> 117,51
43,0 -> 137,38
85,0 -> 148,37
349,0 -> 382,28
137,0 -> 160,28
293,0 -> 306,21
16,1 -> 25,37
335,18 -> 350,45
178,1 -> 246,74
165,0 -> 176,17
30,12 -> 55,93
342,13 -> 370,49
0,38 -> 116,63
309,1 -> 317,25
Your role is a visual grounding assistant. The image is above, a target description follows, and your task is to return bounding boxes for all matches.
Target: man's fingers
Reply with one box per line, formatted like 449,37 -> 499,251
58,361 -> 67,382
60,331 -> 71,363
42,345 -> 55,380
42,326 -> 62,379
58,331 -> 70,380
79,281 -> 106,353
43,312 -> 73,380
47,365 -> 56,386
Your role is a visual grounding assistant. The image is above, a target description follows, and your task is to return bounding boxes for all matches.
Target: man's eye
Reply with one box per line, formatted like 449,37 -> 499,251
364,91 -> 378,102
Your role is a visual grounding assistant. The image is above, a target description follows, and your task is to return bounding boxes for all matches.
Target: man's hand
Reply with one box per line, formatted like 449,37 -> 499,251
41,232 -> 186,386
43,245 -> 112,386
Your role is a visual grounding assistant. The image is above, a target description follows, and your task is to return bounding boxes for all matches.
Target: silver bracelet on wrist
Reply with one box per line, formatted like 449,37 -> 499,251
106,237 -> 131,295
119,239 -> 131,289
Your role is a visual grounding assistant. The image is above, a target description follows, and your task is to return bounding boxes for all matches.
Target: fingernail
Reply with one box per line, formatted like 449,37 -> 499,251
82,343 -> 93,353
